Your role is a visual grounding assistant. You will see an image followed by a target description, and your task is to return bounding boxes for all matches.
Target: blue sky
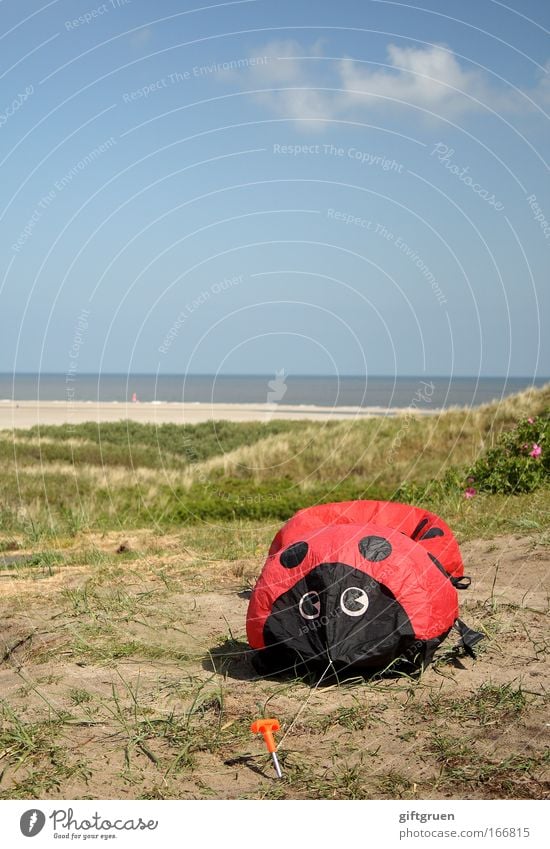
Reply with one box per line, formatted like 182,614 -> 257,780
1,0 -> 549,377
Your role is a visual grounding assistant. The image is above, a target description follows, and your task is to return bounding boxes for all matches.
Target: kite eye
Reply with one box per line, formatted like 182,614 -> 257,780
340,586 -> 369,617
358,535 -> 392,561
280,541 -> 308,568
299,591 -> 320,620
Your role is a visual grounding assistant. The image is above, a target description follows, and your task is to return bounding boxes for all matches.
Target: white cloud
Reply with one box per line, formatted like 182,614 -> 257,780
229,40 -> 550,125
130,27 -> 153,49
531,59 -> 550,109
248,39 -> 339,123
338,43 -> 492,117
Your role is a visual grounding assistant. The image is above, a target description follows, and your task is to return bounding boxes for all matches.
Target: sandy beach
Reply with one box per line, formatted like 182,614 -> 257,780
0,399 -> 440,429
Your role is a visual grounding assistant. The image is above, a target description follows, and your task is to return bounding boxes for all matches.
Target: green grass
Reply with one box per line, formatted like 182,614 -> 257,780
0,382 -> 549,539
2,420 -> 311,468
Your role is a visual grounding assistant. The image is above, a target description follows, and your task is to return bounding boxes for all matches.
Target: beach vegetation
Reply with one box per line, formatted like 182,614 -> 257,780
0,383 -> 548,539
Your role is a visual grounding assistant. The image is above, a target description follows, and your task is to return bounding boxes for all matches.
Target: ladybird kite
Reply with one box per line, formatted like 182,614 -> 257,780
246,500 -> 483,677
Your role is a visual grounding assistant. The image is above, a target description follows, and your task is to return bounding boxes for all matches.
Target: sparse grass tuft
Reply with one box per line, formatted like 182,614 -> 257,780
420,682 -> 529,727
429,733 -> 546,798
0,702 -> 91,799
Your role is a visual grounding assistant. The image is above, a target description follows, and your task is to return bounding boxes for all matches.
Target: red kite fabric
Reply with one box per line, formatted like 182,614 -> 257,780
247,500 -> 480,677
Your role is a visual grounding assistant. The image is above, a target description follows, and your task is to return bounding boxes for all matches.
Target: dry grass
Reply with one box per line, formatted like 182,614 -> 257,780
180,383 -> 550,486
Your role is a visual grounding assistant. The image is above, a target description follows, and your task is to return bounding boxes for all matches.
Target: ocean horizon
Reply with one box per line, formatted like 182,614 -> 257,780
0,373 -> 547,409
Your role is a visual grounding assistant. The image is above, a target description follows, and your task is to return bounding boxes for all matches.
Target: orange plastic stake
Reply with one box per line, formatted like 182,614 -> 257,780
250,718 -> 283,778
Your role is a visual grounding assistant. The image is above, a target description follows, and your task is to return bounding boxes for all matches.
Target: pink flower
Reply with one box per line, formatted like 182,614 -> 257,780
527,417 -> 535,424
530,443 -> 542,459
464,487 -> 477,499
467,476 -> 475,484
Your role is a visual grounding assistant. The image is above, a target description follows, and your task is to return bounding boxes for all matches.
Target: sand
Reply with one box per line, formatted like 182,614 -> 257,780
0,530 -> 548,799
0,400 -> 440,429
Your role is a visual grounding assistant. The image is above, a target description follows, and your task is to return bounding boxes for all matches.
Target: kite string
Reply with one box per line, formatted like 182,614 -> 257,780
276,658 -> 334,752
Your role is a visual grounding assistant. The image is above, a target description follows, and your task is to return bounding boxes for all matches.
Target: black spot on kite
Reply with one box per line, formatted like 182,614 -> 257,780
358,536 -> 392,562
280,541 -> 308,568
419,527 -> 444,540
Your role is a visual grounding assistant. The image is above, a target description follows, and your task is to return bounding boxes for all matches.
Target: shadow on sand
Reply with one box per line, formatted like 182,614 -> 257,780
203,639 -> 260,681
203,638 -> 467,685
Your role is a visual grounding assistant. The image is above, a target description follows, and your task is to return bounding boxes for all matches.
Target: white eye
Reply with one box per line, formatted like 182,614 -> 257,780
299,591 -> 321,620
340,587 -> 369,617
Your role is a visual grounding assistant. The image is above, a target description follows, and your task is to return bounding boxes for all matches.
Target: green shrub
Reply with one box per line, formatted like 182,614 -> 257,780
467,414 -> 549,494
152,477 -> 390,525
393,415 -> 549,506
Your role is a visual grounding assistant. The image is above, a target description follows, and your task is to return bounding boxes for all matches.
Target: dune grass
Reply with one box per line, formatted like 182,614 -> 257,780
0,383 -> 548,541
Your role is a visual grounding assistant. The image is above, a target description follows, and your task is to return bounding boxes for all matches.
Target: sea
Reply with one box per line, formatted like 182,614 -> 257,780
0,374 -> 547,409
